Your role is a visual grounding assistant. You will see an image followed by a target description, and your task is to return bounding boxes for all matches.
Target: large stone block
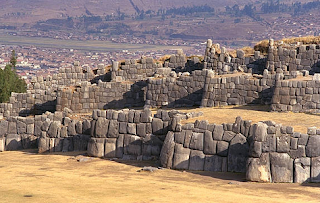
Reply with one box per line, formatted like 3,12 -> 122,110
189,132 -> 204,151
276,135 -> 290,153
217,141 -> 229,157
34,121 -> 43,136
262,134 -> 276,152
5,134 -> 22,151
160,131 -> 175,168
251,122 -> 268,142
21,134 -> 37,149
48,121 -> 61,138
136,123 -> 146,137
82,119 -> 91,135
38,136 -> 49,153
189,150 -> 205,171
75,121 -> 83,134
174,131 -> 185,144
306,135 -> 320,157
228,134 -> 249,172
270,153 -> 293,183
124,135 -> 142,156
311,156 -> 320,183
0,137 -> 4,152
294,157 -> 311,183
87,138 -> 105,157
62,137 -> 74,152
222,131 -> 236,142
204,130 -> 216,155
67,120 -> 77,136
105,138 -> 117,158
116,134 -> 124,158
107,120 -> 119,138
127,123 -> 136,135
73,134 -> 90,151
17,120 -> 27,134
0,120 -> 8,137
246,153 -> 271,182
152,118 -> 163,135
213,124 -> 224,140
172,144 -> 190,170
204,155 -> 227,172
8,121 -> 17,134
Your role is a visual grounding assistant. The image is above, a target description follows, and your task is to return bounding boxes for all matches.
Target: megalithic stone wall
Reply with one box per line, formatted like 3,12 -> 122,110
267,43 -> 320,74
160,116 -> 320,183
145,70 -> 207,108
203,39 -> 266,75
87,109 -> 202,160
0,111 -> 92,153
271,74 -> 320,113
56,80 -> 146,113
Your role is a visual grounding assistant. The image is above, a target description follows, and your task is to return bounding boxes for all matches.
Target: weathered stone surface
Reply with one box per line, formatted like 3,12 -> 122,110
8,121 -> 17,134
252,122 -> 268,142
246,153 -> 271,182
0,120 -> 8,137
160,131 -> 175,168
228,134 -> 249,172
73,134 -> 90,151
172,143 -> 190,170
217,141 -> 229,157
5,134 -> 22,151
53,138 -> 63,152
87,138 -> 105,157
189,132 -> 204,151
294,157 -> 311,183
116,134 -> 124,158
48,121 -> 61,138
306,135 -> 320,157
0,137 -> 4,152
174,131 -> 185,144
21,134 -> 37,149
222,131 -> 236,142
189,150 -> 205,171
204,155 -> 227,172
136,123 -> 146,137
104,138 -> 117,158
311,156 -> 320,183
26,124 -> 34,135
152,118 -> 163,135
127,123 -> 136,135
204,130 -> 216,155
67,120 -> 77,136
213,124 -> 224,140
34,121 -> 42,136
232,116 -> 242,134
125,135 -> 142,156
75,121 -> 83,134
17,120 -> 27,134
288,145 -> 306,159
38,136 -> 49,153
107,120 -> 119,138
276,135 -> 290,153
262,134 -> 276,152
62,137 -> 73,152
82,119 -> 91,135
41,119 -> 51,132
270,153 -> 293,183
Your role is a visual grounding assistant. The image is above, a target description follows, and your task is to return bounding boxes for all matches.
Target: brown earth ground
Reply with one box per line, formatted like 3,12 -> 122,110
0,150 -> 320,203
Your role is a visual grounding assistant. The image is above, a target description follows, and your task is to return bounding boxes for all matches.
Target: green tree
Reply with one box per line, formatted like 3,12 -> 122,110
0,64 -> 26,102
10,50 -> 17,67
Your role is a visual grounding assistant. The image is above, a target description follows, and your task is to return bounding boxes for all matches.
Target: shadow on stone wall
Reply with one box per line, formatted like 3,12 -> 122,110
166,89 -> 204,108
19,99 -> 57,117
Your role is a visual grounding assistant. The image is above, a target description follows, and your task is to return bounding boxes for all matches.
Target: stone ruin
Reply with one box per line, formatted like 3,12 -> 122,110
0,38 -> 319,183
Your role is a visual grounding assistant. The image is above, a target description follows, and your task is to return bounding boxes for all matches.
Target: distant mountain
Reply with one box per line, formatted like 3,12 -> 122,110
0,0 -> 257,25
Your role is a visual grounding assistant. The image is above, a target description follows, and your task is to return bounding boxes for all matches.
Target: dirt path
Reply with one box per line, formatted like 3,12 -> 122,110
0,150 -> 319,203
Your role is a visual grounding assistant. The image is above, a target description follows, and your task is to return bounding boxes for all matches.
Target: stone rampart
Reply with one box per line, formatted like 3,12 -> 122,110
271,74 -> 320,113
160,116 -> 320,183
267,43 -> 320,74
145,70 -> 206,108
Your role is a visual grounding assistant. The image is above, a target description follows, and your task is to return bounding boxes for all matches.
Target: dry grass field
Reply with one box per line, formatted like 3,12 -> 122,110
0,150 -> 320,203
176,105 -> 320,133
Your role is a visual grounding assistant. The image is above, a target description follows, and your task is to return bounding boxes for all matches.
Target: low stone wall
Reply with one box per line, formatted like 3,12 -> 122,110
87,109 -> 200,160
56,81 -> 146,113
267,43 -> 320,73
271,75 -> 320,113
0,111 -> 92,153
145,70 -> 206,108
160,116 -> 320,183
247,122 -> 320,183
204,39 -> 266,75
201,70 -> 277,107
160,117 -> 251,173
